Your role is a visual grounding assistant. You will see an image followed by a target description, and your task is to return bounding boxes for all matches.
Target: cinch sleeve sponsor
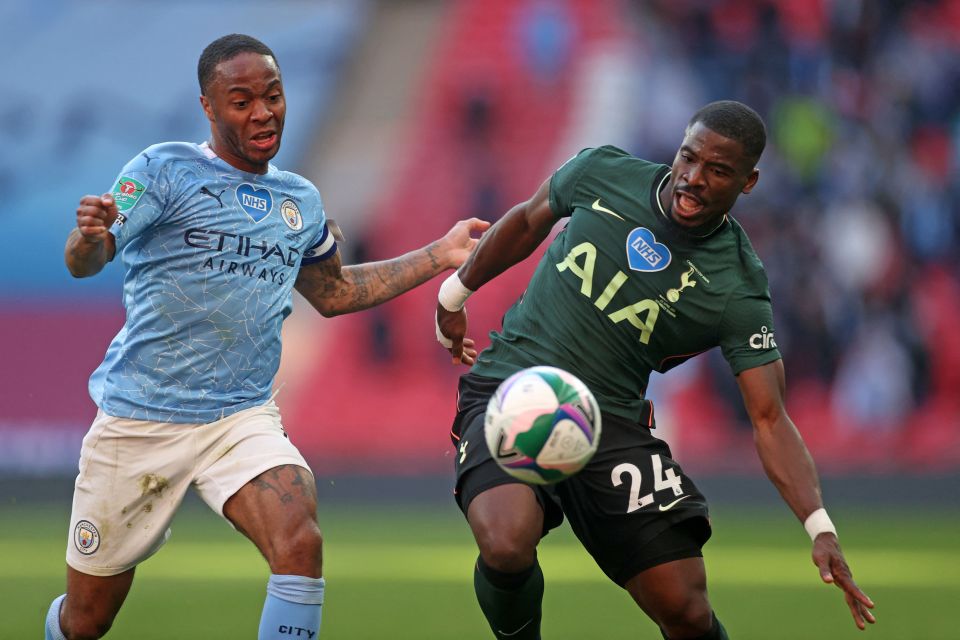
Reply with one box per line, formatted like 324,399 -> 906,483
719,281 -> 782,375
108,151 -> 168,252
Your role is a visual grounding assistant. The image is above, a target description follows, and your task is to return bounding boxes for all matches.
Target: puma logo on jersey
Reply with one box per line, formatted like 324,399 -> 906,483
200,186 -> 227,208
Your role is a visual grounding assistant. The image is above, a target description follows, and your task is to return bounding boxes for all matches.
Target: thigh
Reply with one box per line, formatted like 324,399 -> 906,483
555,414 -> 711,586
624,556 -> 709,624
67,412 -> 193,576
453,374 -> 565,535
193,401 -> 311,517
467,484 -> 544,561
222,464 -> 321,575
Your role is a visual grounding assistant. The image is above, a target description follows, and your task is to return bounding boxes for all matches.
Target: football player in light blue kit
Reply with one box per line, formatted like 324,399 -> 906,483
48,34 -> 489,640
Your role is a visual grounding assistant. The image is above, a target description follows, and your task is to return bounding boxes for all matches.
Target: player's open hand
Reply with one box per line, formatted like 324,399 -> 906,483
436,218 -> 491,269
76,193 -> 119,243
812,533 -> 876,630
436,304 -> 477,366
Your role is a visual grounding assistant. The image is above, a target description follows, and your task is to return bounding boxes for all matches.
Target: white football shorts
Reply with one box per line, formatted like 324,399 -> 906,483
66,401 -> 310,576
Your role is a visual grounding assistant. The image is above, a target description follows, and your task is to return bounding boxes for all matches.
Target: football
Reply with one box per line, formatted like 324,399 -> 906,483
484,366 -> 602,484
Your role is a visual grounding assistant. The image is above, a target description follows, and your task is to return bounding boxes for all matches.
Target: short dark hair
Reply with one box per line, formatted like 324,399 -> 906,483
688,100 -> 766,166
198,34 -> 278,95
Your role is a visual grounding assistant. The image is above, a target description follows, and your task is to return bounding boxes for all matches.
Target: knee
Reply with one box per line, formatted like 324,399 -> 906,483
271,519 -> 323,576
475,527 -> 537,573
62,615 -> 114,640
467,485 -> 542,573
658,597 -> 714,639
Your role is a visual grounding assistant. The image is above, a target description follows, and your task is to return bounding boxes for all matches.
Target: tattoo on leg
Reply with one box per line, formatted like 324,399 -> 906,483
290,467 -> 316,498
253,470 -> 294,504
253,466 -> 315,505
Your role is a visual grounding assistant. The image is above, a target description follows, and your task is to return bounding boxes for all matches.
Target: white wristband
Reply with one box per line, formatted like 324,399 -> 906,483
803,508 -> 837,541
438,272 -> 473,312
435,310 -> 453,349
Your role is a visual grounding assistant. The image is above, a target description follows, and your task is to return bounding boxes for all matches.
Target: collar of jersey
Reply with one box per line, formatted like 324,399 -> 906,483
198,141 -> 276,178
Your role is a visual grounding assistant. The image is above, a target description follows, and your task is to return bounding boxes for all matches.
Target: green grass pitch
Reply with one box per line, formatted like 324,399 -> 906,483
3,500 -> 957,639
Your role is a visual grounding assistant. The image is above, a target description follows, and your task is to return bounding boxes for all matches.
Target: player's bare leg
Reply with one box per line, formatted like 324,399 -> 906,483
467,483 -> 545,639
50,566 -> 134,639
469,484 -> 542,571
225,464 -> 325,639
625,557 -> 726,639
225,464 -> 322,576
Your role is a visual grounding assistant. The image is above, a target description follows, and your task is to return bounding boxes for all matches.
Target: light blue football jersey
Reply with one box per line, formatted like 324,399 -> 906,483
89,141 -> 337,423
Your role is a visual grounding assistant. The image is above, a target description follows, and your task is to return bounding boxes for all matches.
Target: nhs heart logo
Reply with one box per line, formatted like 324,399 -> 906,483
236,183 -> 273,223
626,227 -> 671,272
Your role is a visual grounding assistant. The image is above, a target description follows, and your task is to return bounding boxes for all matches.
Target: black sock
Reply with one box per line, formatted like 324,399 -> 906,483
474,555 -> 543,640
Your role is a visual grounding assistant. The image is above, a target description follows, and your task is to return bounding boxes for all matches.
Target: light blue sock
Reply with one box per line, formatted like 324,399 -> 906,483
45,594 -> 67,640
258,574 -> 325,639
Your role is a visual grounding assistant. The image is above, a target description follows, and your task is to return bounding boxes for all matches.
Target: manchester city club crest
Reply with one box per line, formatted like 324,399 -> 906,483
280,199 -> 303,231
74,520 -> 101,555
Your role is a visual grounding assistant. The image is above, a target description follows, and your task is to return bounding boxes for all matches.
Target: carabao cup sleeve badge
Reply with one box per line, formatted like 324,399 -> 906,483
74,520 -> 101,555
112,176 -> 147,212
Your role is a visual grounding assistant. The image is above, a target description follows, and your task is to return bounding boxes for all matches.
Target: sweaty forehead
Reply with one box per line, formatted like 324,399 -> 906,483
682,122 -> 750,169
211,52 -> 281,90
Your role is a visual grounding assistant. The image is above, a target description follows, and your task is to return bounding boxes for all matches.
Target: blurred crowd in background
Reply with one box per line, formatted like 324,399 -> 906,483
634,0 -> 960,450
2,0 -> 957,474
346,0 -> 960,471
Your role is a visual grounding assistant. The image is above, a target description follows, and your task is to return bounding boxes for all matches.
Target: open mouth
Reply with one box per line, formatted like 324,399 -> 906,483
250,131 -> 277,151
673,190 -> 704,219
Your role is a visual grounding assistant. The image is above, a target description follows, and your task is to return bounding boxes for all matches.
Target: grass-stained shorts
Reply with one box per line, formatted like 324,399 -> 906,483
452,373 -> 711,586
66,401 -> 310,576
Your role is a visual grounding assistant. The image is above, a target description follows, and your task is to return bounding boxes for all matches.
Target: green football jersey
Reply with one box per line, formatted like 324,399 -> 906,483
472,145 -> 781,422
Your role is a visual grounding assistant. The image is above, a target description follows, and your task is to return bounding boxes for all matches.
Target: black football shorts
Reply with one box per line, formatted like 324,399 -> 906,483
451,373 -> 711,587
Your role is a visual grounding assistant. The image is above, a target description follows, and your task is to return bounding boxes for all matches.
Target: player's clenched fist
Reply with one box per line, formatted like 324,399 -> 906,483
76,193 -> 119,243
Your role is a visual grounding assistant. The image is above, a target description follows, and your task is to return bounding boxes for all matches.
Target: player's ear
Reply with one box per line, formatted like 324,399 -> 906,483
199,95 -> 215,123
742,168 -> 759,194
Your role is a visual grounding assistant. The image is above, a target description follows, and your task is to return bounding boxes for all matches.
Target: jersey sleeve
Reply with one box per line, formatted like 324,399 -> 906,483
301,188 -> 337,264
718,274 -> 782,375
107,149 -> 169,253
548,148 -> 597,216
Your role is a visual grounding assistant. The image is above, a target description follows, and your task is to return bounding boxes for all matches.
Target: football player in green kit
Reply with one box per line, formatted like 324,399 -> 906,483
435,101 -> 876,639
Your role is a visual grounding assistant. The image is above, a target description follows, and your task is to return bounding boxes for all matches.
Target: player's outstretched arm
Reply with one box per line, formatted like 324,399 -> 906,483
294,217 -> 489,317
65,194 -> 118,277
435,177 -> 560,365
737,360 -> 877,630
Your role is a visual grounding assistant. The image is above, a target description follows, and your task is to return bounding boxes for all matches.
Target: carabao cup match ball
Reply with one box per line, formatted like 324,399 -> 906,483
484,366 -> 602,485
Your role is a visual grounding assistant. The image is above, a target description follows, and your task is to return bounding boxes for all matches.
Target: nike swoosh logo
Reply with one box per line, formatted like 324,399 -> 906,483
658,495 -> 690,511
497,618 -> 535,637
591,198 -> 625,221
